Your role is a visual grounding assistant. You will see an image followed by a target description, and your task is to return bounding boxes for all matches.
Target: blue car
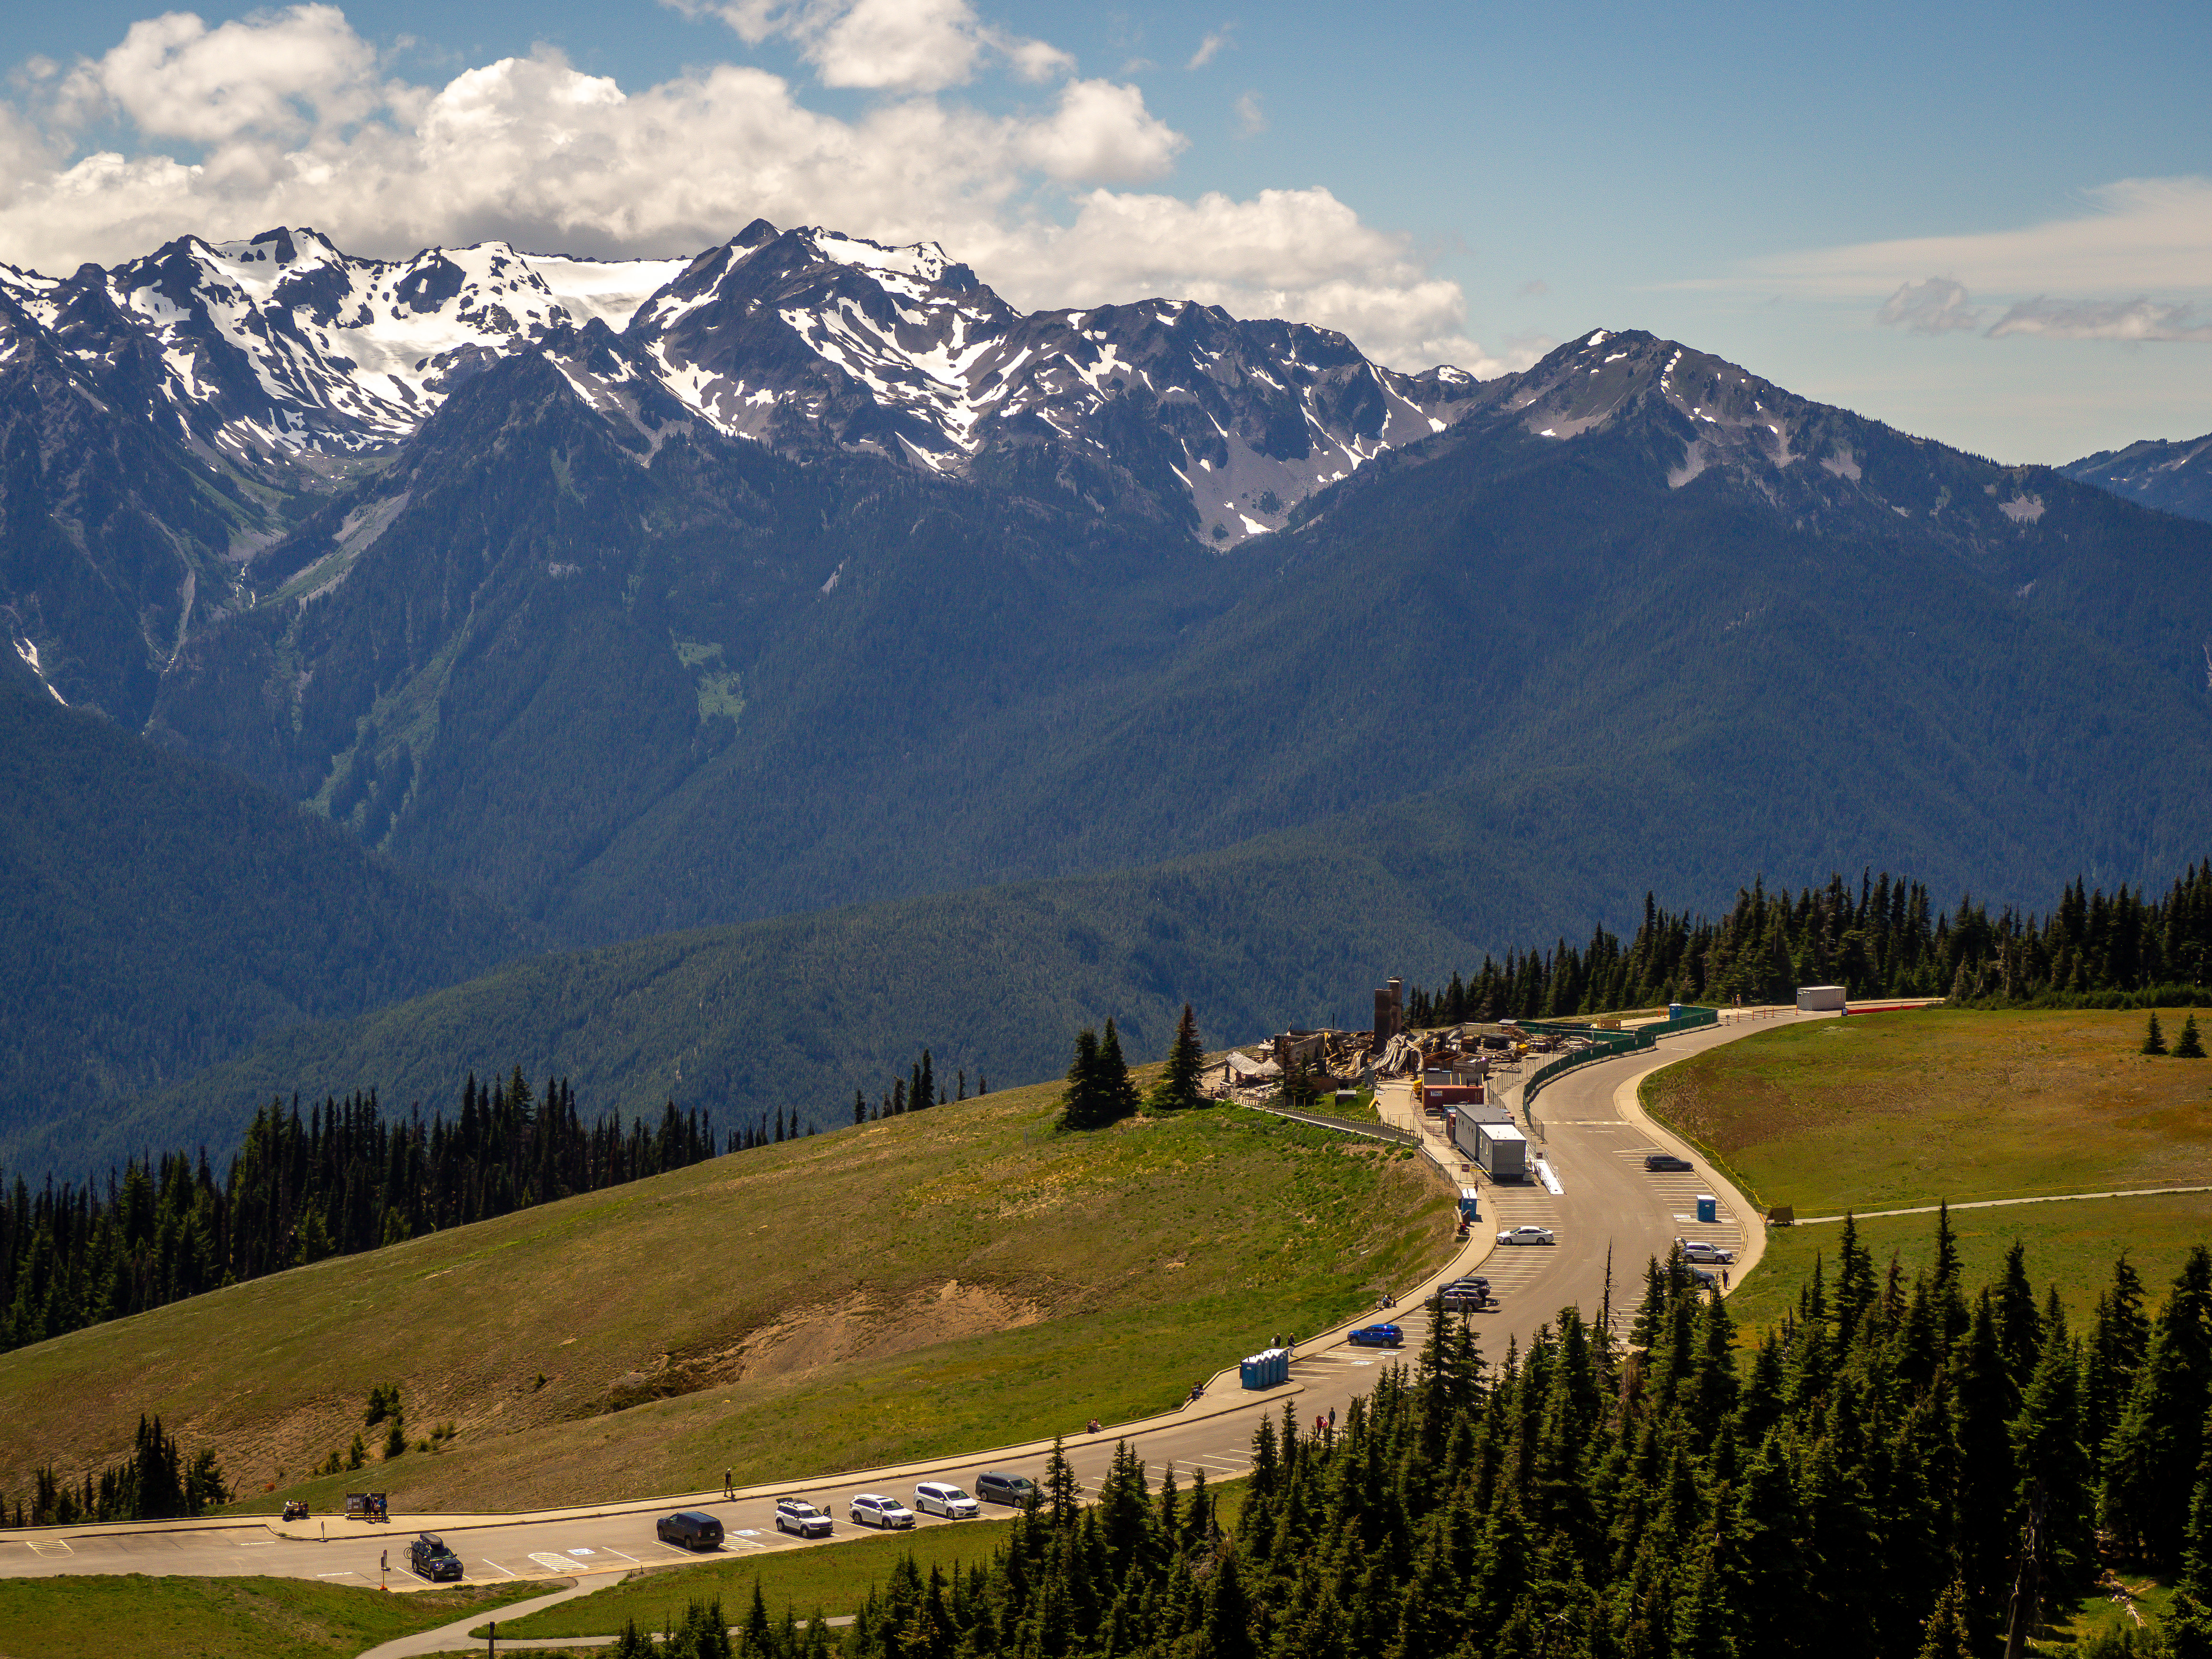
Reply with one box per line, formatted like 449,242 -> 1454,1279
1347,1323 -> 1404,1348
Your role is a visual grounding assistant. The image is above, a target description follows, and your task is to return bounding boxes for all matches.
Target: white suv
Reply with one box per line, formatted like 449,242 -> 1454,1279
850,1493 -> 915,1529
914,1482 -> 978,1519
774,1498 -> 832,1538
1678,1239 -> 1735,1265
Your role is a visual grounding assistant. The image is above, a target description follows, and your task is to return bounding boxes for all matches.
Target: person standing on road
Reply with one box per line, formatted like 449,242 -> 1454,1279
1328,1406 -> 1336,1432
724,1468 -> 733,1500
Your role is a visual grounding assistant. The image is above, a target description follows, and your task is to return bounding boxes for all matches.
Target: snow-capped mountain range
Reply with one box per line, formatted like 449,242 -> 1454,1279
0,221 -> 1478,544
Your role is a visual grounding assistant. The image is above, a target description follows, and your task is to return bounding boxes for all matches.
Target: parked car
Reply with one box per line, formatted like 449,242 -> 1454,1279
1496,1225 -> 1556,1246
914,1482 -> 979,1519
1688,1266 -> 1720,1290
774,1499 -> 832,1538
1348,1323 -> 1404,1348
1678,1240 -> 1735,1265
1644,1153 -> 1693,1172
656,1511 -> 726,1551
850,1493 -> 915,1529
975,1471 -> 1038,1508
408,1533 -> 463,1581
1430,1279 -> 1490,1310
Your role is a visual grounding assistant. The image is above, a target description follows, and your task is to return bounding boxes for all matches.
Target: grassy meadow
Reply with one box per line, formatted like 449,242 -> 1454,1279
0,1082 -> 1450,1515
1644,1007 -> 2212,1216
0,1575 -> 553,1659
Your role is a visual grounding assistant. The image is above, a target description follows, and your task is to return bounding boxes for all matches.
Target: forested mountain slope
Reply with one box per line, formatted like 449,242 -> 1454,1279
2066,429 -> 2212,524
0,676 -> 524,1169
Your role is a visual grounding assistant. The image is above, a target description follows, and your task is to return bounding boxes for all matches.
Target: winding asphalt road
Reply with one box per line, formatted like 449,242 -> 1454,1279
0,1010 -> 1820,1597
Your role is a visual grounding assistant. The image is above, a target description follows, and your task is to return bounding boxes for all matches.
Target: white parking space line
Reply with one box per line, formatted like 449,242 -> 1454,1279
481,1559 -> 517,1577
318,1571 -> 368,1581
529,1552 -> 573,1573
602,1547 -> 642,1565
27,1541 -> 72,1559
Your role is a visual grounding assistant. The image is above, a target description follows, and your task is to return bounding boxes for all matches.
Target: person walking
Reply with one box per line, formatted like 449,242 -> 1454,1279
1328,1406 -> 1336,1432
723,1468 -> 733,1500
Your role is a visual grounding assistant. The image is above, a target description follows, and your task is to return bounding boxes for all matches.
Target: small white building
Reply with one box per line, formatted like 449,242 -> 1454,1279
1795,985 -> 1847,1012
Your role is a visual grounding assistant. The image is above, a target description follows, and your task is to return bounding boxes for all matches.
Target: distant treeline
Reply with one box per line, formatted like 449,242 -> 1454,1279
1403,862 -> 2212,1024
2,1413 -> 227,1529
0,1068 -> 720,1357
851,1048 -> 983,1123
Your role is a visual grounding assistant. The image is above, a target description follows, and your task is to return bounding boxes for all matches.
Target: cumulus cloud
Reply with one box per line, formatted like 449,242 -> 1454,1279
0,5 -> 1505,373
1985,296 -> 2212,342
56,5 -> 385,143
679,0 -> 1069,92
1187,26 -> 1234,71
1874,276 -> 1982,334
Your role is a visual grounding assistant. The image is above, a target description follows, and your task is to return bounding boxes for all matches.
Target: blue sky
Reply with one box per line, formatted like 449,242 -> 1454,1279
5,0 -> 2207,459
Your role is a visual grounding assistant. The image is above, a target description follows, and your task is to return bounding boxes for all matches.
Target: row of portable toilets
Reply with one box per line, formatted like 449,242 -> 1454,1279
1239,1347 -> 1291,1390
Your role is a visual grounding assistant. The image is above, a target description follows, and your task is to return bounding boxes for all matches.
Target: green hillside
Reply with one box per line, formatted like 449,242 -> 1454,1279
0,681 -> 524,1174
106,814 -> 1552,1166
0,1078 -> 1452,1515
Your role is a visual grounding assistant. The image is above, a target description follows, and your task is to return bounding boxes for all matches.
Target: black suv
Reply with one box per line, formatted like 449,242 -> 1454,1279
656,1510 -> 725,1551
1644,1153 -> 1693,1172
975,1471 -> 1039,1507
409,1533 -> 463,1582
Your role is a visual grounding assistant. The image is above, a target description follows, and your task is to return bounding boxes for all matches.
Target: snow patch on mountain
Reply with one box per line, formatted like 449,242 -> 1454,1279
4,220 -> 1486,543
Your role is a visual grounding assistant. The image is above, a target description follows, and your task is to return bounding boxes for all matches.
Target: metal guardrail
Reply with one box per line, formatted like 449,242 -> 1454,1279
1520,1007 -> 1719,1104
1243,1102 -> 1421,1146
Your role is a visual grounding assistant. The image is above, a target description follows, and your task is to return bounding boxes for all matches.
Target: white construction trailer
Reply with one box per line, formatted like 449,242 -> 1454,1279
1795,986 -> 1847,1012
1454,1109 -> 1528,1181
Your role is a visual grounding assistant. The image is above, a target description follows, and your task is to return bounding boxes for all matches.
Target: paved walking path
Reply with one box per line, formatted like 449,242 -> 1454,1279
360,1580 -> 595,1659
1796,1185 -> 2212,1225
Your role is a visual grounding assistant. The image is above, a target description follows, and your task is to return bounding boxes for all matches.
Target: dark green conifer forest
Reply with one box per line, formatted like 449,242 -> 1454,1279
1402,863 -> 2212,1025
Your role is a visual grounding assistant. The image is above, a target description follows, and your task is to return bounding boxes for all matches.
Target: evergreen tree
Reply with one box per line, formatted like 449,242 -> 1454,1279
1098,1020 -> 1141,1122
2103,1247 -> 2212,1563
1058,1029 -> 1110,1130
1149,1005 -> 1207,1113
2180,1015 -> 2207,1059
2146,1011 -> 2171,1055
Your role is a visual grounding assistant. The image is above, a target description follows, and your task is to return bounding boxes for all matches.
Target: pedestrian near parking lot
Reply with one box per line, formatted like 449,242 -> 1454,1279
1328,1406 -> 1336,1432
724,1468 -> 733,1500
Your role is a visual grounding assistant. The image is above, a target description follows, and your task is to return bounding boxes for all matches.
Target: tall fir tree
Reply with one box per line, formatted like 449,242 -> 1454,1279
1148,1004 -> 1207,1113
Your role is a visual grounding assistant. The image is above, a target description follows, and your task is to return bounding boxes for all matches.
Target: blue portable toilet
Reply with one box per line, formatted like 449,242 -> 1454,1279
1458,1187 -> 1480,1222
1696,1194 -> 1718,1225
1668,1003 -> 1685,1020
1241,1349 -> 1290,1390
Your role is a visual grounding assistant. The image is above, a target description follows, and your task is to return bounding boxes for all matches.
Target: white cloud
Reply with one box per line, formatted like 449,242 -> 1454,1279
1762,176 -> 2212,296
1017,80 -> 1183,183
0,6 -> 1506,374
55,6 -> 385,144
1186,26 -> 1234,71
1985,296 -> 2212,343
676,0 -> 1068,93
1874,276 -> 1981,334
1232,90 -> 1265,138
